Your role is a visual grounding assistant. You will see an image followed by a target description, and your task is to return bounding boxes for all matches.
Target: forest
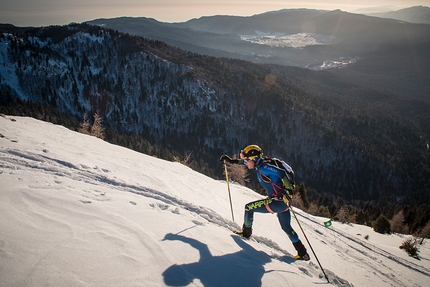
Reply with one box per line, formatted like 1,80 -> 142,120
1,23 -> 429,236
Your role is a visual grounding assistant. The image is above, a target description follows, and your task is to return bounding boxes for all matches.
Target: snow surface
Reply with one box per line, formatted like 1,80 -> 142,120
1,115 -> 429,287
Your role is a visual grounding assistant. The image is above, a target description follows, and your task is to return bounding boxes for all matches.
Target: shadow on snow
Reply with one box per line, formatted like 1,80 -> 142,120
162,233 -> 281,287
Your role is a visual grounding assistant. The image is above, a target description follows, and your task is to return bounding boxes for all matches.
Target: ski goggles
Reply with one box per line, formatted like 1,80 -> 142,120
243,157 -> 257,164
240,151 -> 246,159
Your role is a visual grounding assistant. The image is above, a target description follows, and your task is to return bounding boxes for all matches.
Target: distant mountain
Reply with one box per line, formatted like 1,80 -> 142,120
85,9 -> 430,125
86,10 -> 355,68
87,9 -> 430,65
178,9 -> 327,35
353,6 -> 399,14
365,6 -> 430,24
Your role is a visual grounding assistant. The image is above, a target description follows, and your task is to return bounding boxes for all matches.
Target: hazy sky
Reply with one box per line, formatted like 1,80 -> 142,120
1,0 -> 430,27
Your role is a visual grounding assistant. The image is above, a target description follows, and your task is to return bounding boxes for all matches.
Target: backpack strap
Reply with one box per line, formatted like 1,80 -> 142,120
265,156 -> 295,192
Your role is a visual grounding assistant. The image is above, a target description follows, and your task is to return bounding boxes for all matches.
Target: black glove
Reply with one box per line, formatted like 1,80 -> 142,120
219,154 -> 232,163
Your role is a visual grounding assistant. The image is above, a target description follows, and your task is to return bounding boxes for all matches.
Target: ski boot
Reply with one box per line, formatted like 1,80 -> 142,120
234,224 -> 252,239
293,240 -> 310,261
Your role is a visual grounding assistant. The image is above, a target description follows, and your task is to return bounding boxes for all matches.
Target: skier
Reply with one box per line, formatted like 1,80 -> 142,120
220,144 -> 310,261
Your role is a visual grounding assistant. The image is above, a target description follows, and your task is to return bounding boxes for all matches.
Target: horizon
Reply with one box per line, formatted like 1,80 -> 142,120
1,0 -> 429,27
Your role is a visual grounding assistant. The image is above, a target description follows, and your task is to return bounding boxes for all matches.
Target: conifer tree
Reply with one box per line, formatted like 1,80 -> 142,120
373,214 -> 391,234
297,182 -> 310,210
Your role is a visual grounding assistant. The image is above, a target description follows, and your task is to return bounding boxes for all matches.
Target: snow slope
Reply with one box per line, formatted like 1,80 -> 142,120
1,115 -> 429,287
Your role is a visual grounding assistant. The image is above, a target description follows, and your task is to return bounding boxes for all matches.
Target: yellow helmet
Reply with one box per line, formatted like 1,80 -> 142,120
240,145 -> 263,160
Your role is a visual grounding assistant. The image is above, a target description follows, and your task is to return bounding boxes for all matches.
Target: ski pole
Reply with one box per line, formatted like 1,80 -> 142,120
223,160 -> 235,221
290,206 -> 329,283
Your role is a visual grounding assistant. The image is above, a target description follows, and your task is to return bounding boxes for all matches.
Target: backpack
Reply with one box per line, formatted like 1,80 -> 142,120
265,156 -> 295,193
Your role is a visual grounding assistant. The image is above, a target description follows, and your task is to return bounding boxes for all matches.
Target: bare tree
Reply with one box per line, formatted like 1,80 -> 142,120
348,213 -> 357,224
292,192 -> 305,210
91,113 -> 105,140
391,209 -> 409,234
173,152 -> 193,166
78,113 -> 90,135
417,220 -> 430,244
226,163 -> 249,186
223,154 -> 249,186
336,206 -> 348,223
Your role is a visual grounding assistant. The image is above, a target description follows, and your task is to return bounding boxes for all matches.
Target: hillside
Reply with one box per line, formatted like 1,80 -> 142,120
1,115 -> 430,287
0,23 -> 429,221
86,9 -> 430,126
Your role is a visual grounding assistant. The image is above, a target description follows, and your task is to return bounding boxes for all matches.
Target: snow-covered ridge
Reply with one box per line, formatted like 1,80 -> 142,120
1,115 -> 429,287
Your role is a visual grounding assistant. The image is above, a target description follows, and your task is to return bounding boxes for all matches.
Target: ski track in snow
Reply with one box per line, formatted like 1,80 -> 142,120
0,148 -> 354,286
295,211 -> 430,287
4,147 -> 427,286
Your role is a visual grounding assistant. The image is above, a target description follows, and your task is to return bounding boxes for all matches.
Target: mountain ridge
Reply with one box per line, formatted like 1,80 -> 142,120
365,5 -> 430,24
85,8 -> 430,106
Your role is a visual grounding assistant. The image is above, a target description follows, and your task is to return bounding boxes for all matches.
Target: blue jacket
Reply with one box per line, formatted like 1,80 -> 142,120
254,158 -> 287,198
